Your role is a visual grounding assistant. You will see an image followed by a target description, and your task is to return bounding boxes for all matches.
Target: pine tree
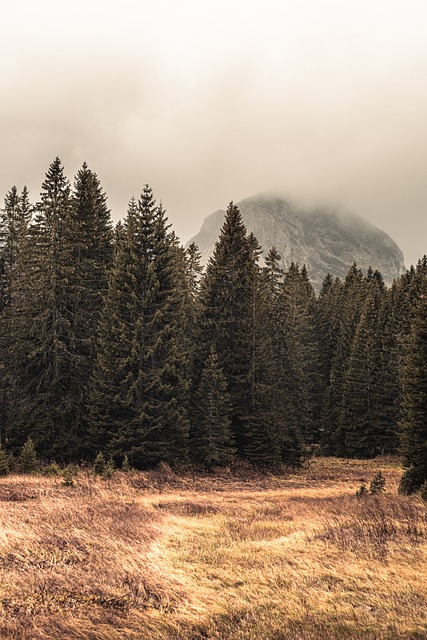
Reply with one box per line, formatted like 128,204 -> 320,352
186,242 -> 203,304
93,452 -> 107,475
340,278 -> 385,457
67,163 -> 113,454
399,293 -> 427,492
369,288 -> 400,454
320,263 -> 367,455
19,437 -> 39,473
195,202 -> 256,455
244,243 -> 283,467
3,160 -> 114,459
275,262 -> 319,445
0,187 -> 34,445
190,348 -> 235,469
3,160 -> 75,455
88,187 -> 189,468
0,186 -> 33,309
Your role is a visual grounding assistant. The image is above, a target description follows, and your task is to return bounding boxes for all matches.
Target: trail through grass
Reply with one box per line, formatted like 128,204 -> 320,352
0,458 -> 425,639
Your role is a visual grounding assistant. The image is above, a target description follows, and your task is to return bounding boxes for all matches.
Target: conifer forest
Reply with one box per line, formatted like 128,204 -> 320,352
0,158 -> 426,495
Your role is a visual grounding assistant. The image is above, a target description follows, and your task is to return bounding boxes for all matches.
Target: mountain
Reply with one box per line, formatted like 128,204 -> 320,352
187,194 -> 405,289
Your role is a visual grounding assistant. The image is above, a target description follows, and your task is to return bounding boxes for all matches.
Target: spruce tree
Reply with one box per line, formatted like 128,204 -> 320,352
190,348 -> 235,469
88,187 -> 189,468
19,437 -> 39,473
195,202 -> 256,455
4,159 -> 76,455
316,275 -> 341,390
340,278 -> 385,457
320,263 -> 367,455
0,187 -> 34,446
0,186 -> 33,309
244,244 -> 283,467
67,163 -> 113,454
399,293 -> 427,492
275,262 -> 319,445
3,160 -> 114,459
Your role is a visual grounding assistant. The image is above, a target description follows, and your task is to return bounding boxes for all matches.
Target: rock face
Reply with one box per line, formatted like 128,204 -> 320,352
187,194 -> 405,289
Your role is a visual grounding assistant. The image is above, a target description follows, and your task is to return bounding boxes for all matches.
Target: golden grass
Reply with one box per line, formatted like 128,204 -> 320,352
0,458 -> 425,639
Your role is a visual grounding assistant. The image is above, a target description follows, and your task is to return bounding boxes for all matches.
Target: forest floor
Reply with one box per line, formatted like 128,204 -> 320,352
0,457 -> 426,640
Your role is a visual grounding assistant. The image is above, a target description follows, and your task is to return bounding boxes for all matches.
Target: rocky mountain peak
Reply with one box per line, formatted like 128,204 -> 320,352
187,193 -> 405,289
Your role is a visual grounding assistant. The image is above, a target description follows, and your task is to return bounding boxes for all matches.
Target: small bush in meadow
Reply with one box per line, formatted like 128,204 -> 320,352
398,466 -> 420,495
104,456 -> 115,478
62,464 -> 79,487
370,471 -> 386,494
122,454 -> 131,472
19,438 -> 39,473
42,462 -> 61,476
355,484 -> 369,497
93,452 -> 107,476
93,453 -> 115,478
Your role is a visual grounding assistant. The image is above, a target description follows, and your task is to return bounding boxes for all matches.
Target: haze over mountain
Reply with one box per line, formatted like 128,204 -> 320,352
188,194 -> 406,289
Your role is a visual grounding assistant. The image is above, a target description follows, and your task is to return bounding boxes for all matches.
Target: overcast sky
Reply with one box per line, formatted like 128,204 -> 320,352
1,0 -> 427,267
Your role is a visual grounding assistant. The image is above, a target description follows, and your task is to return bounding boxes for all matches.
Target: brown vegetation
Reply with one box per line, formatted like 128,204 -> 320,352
0,458 -> 425,639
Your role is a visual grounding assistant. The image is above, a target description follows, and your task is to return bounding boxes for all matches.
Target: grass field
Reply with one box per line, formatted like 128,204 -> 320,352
0,458 -> 425,639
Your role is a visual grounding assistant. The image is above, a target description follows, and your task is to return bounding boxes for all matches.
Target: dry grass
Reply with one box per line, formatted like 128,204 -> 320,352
0,458 -> 425,639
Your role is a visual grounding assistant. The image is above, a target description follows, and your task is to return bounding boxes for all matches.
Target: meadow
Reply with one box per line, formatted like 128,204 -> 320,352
0,458 -> 425,639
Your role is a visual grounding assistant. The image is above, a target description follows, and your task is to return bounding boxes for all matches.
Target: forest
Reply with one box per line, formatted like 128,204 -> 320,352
0,157 -> 426,495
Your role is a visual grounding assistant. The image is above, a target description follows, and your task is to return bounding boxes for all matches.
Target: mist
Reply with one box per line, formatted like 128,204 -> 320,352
1,0 -> 427,267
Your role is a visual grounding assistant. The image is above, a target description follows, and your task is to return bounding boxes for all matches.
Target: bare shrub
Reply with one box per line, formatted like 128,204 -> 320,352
319,495 -> 427,559
154,501 -> 219,516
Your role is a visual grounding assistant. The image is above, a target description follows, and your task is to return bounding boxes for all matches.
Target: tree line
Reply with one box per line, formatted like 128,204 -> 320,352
0,158 -> 426,493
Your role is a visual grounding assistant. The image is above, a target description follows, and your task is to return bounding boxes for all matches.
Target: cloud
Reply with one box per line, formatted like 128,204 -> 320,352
1,0 -> 427,267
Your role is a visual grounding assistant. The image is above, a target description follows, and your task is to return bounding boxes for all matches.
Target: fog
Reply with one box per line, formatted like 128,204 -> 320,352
1,0 -> 427,267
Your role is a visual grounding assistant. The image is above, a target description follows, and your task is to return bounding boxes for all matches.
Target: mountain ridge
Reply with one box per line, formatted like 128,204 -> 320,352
187,193 -> 405,289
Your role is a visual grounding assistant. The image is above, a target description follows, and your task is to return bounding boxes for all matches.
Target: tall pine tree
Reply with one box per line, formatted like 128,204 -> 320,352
88,187 -> 189,468
399,280 -> 427,492
195,202 -> 255,455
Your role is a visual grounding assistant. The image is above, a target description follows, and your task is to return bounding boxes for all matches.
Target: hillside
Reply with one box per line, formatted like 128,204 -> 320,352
188,194 -> 406,288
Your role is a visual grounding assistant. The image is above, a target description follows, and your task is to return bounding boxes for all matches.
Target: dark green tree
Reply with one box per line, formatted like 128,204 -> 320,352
19,437 -> 39,473
195,202 -> 256,455
244,244 -> 283,467
4,160 -> 114,459
340,278 -> 386,457
399,291 -> 427,492
320,263 -> 367,454
4,159 -> 76,456
275,262 -> 319,445
88,187 -> 189,468
190,348 -> 235,469
67,162 -> 113,453
0,186 -> 32,310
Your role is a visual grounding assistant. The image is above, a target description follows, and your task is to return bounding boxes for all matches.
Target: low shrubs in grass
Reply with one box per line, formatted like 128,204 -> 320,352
356,470 -> 386,497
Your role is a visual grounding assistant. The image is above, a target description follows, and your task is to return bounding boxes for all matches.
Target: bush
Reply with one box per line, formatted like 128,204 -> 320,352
356,484 -> 369,497
93,452 -> 106,476
62,464 -> 79,487
42,462 -> 61,476
19,438 -> 39,473
93,453 -> 115,478
122,454 -> 131,472
420,481 -> 427,503
104,456 -> 115,478
398,466 -> 421,495
370,471 -> 386,494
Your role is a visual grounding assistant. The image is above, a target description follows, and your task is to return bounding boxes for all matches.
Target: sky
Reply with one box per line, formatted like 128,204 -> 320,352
1,0 -> 427,267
